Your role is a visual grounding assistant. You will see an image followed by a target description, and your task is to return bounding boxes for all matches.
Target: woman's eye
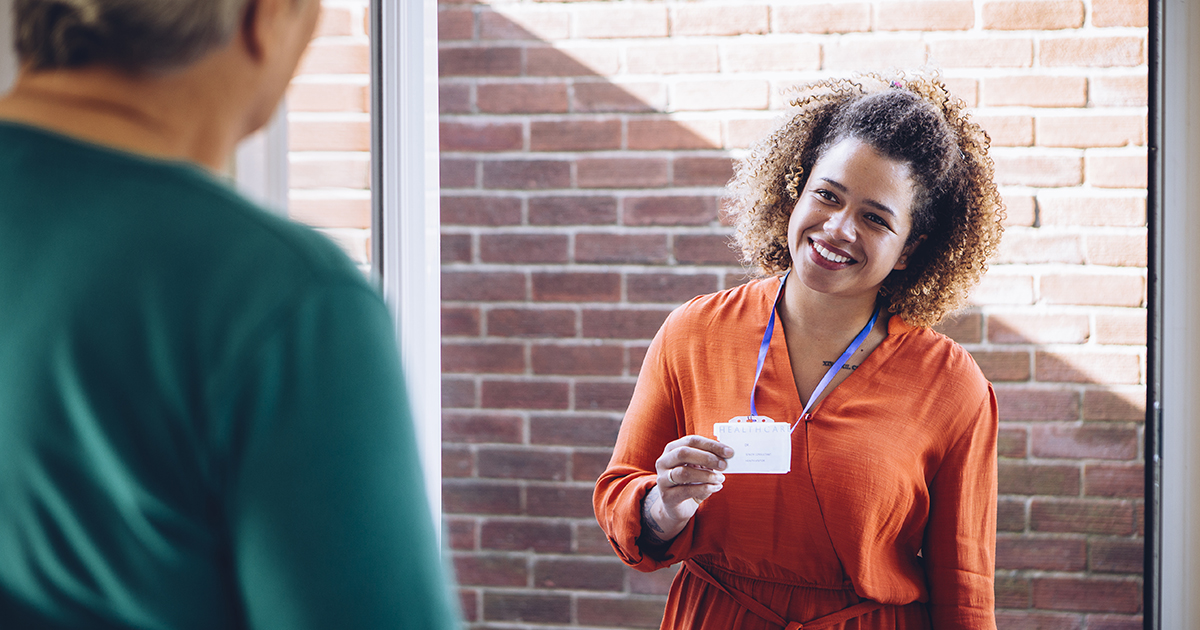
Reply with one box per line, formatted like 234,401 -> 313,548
865,213 -> 890,228
814,189 -> 837,202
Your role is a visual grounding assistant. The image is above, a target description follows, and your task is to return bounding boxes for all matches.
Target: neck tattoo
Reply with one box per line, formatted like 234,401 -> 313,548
822,361 -> 858,371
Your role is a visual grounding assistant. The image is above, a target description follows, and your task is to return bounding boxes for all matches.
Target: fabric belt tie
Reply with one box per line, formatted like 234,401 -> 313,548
683,560 -> 884,629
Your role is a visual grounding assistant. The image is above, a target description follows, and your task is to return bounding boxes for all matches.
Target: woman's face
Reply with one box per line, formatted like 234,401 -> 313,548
787,137 -> 920,303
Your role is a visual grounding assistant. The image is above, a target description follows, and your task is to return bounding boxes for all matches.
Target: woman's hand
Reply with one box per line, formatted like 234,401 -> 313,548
638,436 -> 732,547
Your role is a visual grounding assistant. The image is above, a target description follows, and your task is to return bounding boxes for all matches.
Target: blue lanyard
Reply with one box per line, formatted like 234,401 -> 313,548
747,272 -> 882,431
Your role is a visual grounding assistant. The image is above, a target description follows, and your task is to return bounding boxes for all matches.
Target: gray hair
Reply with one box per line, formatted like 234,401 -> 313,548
14,0 -> 253,73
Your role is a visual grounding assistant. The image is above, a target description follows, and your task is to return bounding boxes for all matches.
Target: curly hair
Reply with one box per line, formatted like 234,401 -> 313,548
726,71 -> 1005,328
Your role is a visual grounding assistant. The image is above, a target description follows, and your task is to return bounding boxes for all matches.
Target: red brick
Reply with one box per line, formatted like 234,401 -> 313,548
1002,193 -> 1037,226
462,589 -> 480,622
576,380 -> 637,411
531,344 -> 625,376
532,272 -> 620,302
440,83 -> 470,114
1085,153 -> 1148,189
573,450 -> 615,483
627,119 -> 721,151
577,596 -> 667,629
441,232 -> 467,263
444,480 -> 522,515
482,379 -> 570,410
440,159 -> 477,188
996,535 -> 1086,571
531,120 -> 621,152
998,425 -> 1029,458
933,310 -> 983,344
1090,75 -> 1148,107
994,230 -> 1084,264
629,344 -> 651,376
982,1 -> 1084,30
725,117 -> 778,149
526,484 -> 596,518
478,83 -> 569,114
574,5 -> 668,38
671,4 -> 768,36
288,81 -> 368,113
297,41 -> 369,75
995,387 -> 1080,421
1035,350 -> 1141,384
973,115 -> 1034,147
483,592 -> 571,623
315,6 -> 354,37
1094,0 -> 1149,27
442,271 -> 526,302
625,196 -> 719,226
772,3 -> 871,34
1037,195 -> 1146,227
529,196 -> 618,226
628,273 -> 720,304
573,81 -> 664,113
479,7 -> 570,40
1083,388 -> 1145,422
627,43 -> 719,74
823,37 -> 928,71
995,574 -> 1031,608
443,411 -> 524,444
1041,274 -> 1144,307
446,517 -> 477,551
1040,37 -> 1145,68
972,350 -> 1032,382
1086,233 -> 1148,268
535,558 -> 626,590
439,47 -> 521,77
991,153 -> 1083,187
575,233 -> 670,264
443,341 -> 525,374
577,158 -> 670,189
443,376 -> 477,408
673,79 -> 770,111
443,445 -> 473,478
1031,576 -> 1140,613
1031,499 -> 1134,536
1085,464 -> 1144,498
442,306 -> 481,336
988,312 -> 1090,344
481,518 -> 572,553
1087,615 -> 1143,630
998,498 -> 1028,532
441,195 -> 521,227
287,199 -> 369,230
290,157 -> 369,189
526,46 -> 621,77
487,308 -> 577,338
483,160 -> 572,190
722,41 -> 821,72
994,611 -> 1083,630
981,76 -> 1088,107
480,234 -> 569,264
673,157 -> 735,187
289,119 -> 370,151
1036,115 -> 1145,148
438,8 -> 474,40
582,308 -> 673,340
943,77 -> 980,107
1032,424 -> 1139,460
877,1 -> 974,30
631,564 -> 680,595
478,447 -> 569,481
999,461 -> 1081,496
529,414 -> 622,446
1089,538 -> 1144,573
454,552 -> 528,587
440,121 -> 522,152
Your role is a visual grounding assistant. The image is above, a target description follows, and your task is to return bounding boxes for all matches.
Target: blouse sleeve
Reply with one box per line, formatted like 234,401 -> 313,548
922,386 -> 999,630
592,312 -> 699,572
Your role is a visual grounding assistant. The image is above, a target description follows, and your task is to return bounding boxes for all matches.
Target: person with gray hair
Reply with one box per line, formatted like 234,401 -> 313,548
0,1 -> 461,628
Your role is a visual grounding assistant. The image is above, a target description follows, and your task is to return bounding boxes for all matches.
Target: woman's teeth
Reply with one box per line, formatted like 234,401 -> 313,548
813,241 -> 853,264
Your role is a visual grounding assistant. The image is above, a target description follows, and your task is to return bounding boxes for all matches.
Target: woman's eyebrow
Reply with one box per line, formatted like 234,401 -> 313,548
818,177 -> 898,218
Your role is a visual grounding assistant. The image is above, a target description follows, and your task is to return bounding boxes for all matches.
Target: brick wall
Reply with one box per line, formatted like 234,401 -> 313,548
293,0 -> 1149,628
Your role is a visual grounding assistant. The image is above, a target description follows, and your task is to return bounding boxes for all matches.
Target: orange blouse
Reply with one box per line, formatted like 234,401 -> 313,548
593,277 -> 998,629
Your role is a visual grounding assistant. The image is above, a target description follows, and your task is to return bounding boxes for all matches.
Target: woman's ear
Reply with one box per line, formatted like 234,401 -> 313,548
894,234 -> 927,270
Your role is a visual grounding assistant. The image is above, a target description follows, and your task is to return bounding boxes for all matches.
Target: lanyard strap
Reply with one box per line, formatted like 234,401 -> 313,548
747,272 -> 882,426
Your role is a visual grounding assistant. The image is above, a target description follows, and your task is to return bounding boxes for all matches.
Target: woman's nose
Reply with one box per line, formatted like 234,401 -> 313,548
823,209 -> 855,241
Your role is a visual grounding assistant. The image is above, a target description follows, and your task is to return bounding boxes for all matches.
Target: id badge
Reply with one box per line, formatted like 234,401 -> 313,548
713,416 -> 791,474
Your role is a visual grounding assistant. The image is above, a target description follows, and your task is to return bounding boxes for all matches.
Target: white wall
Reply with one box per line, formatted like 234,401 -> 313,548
1160,0 -> 1200,625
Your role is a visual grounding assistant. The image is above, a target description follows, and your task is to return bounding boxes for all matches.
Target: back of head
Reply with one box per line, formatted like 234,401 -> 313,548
14,0 -> 251,74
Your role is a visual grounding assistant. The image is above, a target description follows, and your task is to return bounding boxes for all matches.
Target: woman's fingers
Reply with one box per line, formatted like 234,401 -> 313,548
657,435 -> 734,473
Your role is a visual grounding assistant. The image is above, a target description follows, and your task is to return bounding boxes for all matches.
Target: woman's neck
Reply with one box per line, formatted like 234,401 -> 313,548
777,274 -> 883,346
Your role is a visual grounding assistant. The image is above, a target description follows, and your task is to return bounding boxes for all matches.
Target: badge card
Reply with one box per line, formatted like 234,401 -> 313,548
713,416 -> 791,474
